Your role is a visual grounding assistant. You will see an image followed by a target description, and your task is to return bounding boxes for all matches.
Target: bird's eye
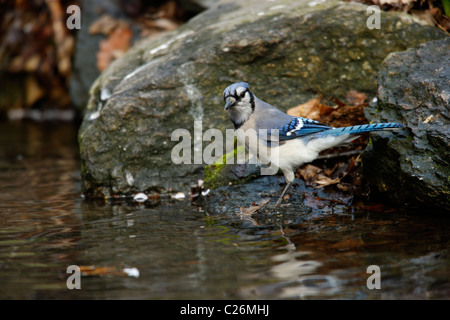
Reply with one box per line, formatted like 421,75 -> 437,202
239,91 -> 246,98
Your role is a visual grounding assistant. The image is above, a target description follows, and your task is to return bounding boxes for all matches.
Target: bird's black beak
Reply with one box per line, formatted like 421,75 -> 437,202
224,97 -> 235,110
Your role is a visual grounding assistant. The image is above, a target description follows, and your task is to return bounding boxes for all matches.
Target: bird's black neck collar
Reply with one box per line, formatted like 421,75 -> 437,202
231,91 -> 255,129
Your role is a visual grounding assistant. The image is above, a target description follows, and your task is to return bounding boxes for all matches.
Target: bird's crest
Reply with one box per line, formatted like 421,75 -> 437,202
223,82 -> 250,100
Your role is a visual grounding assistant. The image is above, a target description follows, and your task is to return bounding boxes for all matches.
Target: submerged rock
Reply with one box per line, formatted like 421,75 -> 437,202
363,38 -> 449,213
78,0 -> 447,197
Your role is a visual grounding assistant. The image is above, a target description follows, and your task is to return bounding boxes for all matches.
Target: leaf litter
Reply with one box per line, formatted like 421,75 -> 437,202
287,92 -> 370,194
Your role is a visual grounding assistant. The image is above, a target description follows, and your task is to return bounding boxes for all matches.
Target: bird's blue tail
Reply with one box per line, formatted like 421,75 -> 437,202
322,123 -> 404,137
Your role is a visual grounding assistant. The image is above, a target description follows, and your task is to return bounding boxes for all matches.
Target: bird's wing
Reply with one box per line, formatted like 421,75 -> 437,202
275,117 -> 331,141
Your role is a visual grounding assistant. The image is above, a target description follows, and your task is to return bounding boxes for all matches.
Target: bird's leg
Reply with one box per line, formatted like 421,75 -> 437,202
275,180 -> 291,207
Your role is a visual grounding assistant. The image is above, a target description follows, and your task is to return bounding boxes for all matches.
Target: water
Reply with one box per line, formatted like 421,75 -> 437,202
0,121 -> 448,300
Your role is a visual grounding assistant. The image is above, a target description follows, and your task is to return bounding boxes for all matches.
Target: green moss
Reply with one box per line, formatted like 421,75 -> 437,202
204,144 -> 246,189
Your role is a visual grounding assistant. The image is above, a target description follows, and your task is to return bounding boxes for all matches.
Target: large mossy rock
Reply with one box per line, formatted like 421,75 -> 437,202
78,0 -> 447,197
363,38 -> 449,213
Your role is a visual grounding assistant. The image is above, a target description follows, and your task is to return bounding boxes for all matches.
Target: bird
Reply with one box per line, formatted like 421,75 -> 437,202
223,82 -> 403,207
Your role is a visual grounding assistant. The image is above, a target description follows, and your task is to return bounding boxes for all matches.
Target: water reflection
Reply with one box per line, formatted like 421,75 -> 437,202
238,212 -> 450,299
269,243 -> 340,299
0,122 -> 449,299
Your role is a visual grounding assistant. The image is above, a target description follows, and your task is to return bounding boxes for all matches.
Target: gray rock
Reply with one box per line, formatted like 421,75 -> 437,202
363,37 -> 449,212
202,175 -> 355,222
79,0 -> 447,197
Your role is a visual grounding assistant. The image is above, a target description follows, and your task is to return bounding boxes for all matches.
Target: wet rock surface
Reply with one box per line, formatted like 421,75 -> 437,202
202,175 -> 357,222
363,38 -> 449,213
78,0 -> 447,197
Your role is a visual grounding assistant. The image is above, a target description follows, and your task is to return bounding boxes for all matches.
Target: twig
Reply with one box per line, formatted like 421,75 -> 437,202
316,150 -> 361,160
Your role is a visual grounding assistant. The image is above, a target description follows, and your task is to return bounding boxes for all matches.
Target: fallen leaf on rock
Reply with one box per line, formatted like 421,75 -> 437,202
288,95 -> 371,195
345,90 -> 367,106
431,7 -> 450,32
143,18 -> 180,31
298,164 -> 340,188
298,156 -> 363,189
323,163 -> 338,177
314,174 -> 341,188
423,113 -> 441,123
240,198 -> 270,215
298,164 -> 323,182
287,98 -> 321,119
287,98 -> 335,121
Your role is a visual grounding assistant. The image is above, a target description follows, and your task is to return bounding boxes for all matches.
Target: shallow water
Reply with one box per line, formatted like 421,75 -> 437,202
0,121 -> 448,300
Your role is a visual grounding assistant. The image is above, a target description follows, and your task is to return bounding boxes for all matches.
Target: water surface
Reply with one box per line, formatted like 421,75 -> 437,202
0,121 -> 448,299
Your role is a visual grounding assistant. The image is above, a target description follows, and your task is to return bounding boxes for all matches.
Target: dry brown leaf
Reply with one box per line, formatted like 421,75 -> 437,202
345,90 -> 367,106
287,99 -> 321,120
239,199 -> 270,215
298,164 -> 323,182
323,163 -> 338,177
89,15 -> 133,71
79,265 -> 137,277
423,113 -> 441,123
89,15 -> 121,35
79,265 -> 121,276
288,94 -> 368,129
314,174 -> 341,188
97,24 -> 132,71
144,18 -> 180,31
287,98 -> 337,122
298,164 -> 341,188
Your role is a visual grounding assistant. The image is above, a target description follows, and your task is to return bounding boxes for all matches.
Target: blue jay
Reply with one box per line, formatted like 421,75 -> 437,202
223,82 -> 403,206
